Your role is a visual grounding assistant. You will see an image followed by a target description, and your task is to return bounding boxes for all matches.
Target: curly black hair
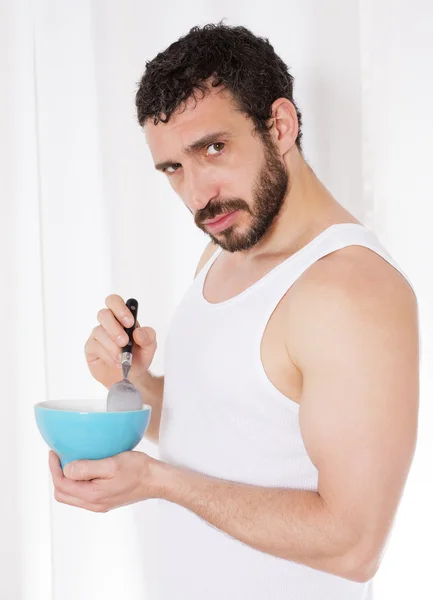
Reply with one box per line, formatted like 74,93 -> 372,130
135,21 -> 303,151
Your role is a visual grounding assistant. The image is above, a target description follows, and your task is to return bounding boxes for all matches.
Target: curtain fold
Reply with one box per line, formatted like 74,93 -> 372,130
1,1 -> 52,599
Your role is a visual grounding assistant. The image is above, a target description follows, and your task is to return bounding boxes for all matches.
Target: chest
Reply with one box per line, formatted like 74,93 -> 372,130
202,257 -> 303,406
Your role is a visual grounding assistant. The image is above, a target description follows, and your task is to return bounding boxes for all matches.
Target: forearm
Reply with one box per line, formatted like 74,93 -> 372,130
131,370 -> 164,444
153,461 -> 366,581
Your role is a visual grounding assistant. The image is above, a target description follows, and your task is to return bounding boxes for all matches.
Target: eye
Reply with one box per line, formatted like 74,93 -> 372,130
164,163 -> 181,175
206,142 -> 225,155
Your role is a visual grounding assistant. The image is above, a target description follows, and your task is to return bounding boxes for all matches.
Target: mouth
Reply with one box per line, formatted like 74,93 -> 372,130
203,213 -> 232,225
202,210 -> 240,233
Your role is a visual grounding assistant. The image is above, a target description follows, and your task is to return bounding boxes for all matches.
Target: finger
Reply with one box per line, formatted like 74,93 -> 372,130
87,326 -> 123,365
49,450 -> 64,484
54,490 -> 106,513
64,457 -> 118,481
85,334 -> 119,368
96,308 -> 130,347
133,326 -> 156,347
105,294 -> 135,328
49,452 -> 96,498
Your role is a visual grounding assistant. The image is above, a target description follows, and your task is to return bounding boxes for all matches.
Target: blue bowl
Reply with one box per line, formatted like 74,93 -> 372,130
35,399 -> 152,468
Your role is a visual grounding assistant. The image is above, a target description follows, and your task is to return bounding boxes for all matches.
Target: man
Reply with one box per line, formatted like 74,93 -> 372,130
50,22 -> 419,599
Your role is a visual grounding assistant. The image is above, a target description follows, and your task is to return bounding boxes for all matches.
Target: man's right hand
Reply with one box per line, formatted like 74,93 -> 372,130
84,294 -> 157,390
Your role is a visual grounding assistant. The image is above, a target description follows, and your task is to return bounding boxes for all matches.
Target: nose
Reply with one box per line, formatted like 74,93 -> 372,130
183,165 -> 220,212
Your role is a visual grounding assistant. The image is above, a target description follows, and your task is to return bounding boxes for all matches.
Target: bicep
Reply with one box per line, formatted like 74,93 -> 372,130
290,262 -> 419,554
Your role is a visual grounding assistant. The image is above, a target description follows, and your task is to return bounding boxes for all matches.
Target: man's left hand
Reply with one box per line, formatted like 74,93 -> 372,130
49,450 -> 159,513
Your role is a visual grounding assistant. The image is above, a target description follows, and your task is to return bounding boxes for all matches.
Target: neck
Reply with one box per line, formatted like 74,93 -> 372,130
243,149 -> 354,259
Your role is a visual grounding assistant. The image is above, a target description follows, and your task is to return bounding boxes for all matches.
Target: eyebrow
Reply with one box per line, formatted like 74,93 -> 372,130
154,130 -> 232,171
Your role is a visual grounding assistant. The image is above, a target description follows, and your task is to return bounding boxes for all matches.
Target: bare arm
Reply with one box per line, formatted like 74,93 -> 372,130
131,370 -> 164,444
136,241 -> 218,444
151,252 -> 419,582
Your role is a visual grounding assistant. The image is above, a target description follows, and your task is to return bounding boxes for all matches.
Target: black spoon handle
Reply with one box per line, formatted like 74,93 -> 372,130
122,298 -> 139,353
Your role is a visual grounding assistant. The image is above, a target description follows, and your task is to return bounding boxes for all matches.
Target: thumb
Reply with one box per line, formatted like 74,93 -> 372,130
64,457 -> 117,481
133,326 -> 156,347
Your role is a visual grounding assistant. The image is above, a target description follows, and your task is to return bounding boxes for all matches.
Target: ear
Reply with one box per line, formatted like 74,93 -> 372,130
268,98 -> 299,156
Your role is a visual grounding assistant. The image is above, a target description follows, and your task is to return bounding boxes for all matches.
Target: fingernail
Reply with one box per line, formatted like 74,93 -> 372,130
123,315 -> 133,326
117,334 -> 128,345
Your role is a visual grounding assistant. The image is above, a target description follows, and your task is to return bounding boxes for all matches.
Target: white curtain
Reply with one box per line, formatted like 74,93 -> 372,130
1,1 -> 431,598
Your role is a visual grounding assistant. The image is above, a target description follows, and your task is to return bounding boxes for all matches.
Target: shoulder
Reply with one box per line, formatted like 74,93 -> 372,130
300,244 -> 416,303
194,241 -> 219,278
283,245 -> 418,371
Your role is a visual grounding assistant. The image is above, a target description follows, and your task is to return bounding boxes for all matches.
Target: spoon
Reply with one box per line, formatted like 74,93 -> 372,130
106,298 -> 143,412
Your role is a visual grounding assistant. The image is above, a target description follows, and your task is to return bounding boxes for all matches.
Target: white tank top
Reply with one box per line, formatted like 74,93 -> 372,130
156,223 -> 414,600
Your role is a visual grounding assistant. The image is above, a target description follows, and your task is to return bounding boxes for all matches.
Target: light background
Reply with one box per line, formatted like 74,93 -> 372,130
1,1 -> 432,598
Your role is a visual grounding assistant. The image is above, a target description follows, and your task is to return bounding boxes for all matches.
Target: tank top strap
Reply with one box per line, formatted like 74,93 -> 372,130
254,223 -> 416,323
196,244 -> 223,281
194,223 -> 416,309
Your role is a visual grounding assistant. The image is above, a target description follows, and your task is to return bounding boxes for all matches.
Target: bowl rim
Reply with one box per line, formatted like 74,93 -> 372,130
34,399 -> 152,415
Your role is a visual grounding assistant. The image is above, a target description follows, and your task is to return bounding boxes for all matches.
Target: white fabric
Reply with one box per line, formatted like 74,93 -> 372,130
1,1 -> 431,599
157,223 -> 413,599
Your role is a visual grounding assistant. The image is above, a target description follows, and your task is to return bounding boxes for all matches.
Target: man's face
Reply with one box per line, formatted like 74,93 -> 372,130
145,87 -> 289,252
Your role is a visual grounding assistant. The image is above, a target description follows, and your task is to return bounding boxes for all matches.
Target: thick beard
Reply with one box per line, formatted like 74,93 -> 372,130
197,136 -> 289,253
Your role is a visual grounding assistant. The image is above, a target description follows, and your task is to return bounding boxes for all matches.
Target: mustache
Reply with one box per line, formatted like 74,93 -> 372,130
195,199 -> 250,226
